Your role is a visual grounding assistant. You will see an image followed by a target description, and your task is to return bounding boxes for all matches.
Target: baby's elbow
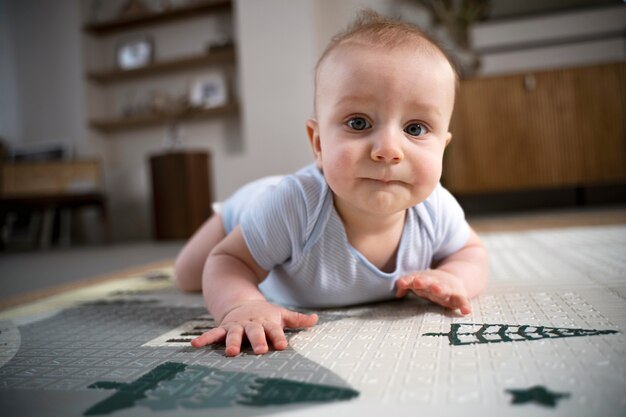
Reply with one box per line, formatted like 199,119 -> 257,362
173,254 -> 202,293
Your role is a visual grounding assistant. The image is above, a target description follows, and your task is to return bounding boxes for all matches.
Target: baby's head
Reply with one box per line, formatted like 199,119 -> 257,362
307,11 -> 459,216
313,10 -> 458,117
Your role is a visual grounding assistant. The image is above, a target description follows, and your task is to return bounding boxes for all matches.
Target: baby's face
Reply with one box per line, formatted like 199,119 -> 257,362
308,43 -> 456,218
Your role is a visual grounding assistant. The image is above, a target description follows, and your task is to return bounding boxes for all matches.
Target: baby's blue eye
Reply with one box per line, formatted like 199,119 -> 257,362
347,117 -> 371,131
404,123 -> 427,137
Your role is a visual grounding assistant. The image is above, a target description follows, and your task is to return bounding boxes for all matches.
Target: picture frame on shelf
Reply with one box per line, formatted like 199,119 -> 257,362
189,73 -> 228,109
116,35 -> 154,70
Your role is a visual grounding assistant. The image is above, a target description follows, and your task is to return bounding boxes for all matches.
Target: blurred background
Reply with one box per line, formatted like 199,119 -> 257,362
0,0 -> 624,299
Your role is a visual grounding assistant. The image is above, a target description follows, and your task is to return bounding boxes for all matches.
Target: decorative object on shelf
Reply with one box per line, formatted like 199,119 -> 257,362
404,0 -> 491,78
118,0 -> 151,18
121,89 -> 146,118
116,35 -> 154,70
122,88 -> 189,117
163,121 -> 185,149
152,93 -> 193,148
189,73 -> 228,109
205,33 -> 232,52
148,90 -> 176,114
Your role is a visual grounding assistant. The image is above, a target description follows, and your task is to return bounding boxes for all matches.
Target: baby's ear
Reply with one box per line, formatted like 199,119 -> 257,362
306,119 -> 323,166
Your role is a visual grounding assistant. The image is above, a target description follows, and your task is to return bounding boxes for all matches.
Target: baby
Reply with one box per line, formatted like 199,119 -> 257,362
174,10 -> 488,357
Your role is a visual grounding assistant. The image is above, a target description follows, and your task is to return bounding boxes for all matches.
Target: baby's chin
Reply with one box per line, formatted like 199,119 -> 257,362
359,192 -> 419,215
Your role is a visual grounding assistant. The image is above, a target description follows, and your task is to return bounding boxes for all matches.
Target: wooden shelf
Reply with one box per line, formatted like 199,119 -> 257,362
89,102 -> 239,134
83,0 -> 239,135
83,0 -> 232,36
87,46 -> 235,83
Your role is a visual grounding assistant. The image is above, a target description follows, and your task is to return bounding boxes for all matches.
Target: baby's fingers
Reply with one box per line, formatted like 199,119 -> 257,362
225,325 -> 244,357
191,327 -> 226,348
282,310 -> 318,329
396,275 -> 429,296
450,295 -> 472,315
245,323 -> 269,355
264,322 -> 288,351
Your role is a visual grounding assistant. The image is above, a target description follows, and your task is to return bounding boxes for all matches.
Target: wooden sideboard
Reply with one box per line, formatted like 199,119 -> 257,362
443,62 -> 626,195
0,160 -> 108,248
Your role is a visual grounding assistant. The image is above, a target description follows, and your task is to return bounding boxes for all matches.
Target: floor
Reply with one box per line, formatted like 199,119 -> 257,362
0,222 -> 624,416
0,205 -> 624,305
468,205 -> 626,233
0,241 -> 185,303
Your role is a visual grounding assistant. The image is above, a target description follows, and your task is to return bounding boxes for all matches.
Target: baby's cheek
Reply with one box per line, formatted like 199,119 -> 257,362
326,150 -> 355,178
416,156 -> 443,184
335,148 -> 356,165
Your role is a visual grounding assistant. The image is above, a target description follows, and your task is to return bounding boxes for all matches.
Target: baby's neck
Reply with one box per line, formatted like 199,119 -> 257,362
341,209 -> 405,236
336,204 -> 407,273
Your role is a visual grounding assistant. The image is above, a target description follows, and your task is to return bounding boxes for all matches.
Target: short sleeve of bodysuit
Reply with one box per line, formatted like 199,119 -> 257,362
237,177 -> 309,271
427,183 -> 471,260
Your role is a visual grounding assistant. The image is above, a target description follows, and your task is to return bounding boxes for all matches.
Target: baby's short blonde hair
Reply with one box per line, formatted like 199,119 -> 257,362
314,9 -> 459,111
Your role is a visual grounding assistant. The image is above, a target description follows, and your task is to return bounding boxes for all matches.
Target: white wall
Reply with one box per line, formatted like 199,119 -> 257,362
0,0 -> 86,154
313,0 -> 391,56
0,0 -> 19,145
231,0 -> 317,188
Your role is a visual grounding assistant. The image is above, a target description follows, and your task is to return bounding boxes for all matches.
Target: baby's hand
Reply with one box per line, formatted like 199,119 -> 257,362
395,269 -> 472,315
191,300 -> 318,356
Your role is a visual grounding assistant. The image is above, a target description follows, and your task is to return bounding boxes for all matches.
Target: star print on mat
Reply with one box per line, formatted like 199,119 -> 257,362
506,385 -> 570,407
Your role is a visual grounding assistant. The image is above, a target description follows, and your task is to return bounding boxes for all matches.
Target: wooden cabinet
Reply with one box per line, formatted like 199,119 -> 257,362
150,151 -> 212,240
443,62 -> 626,194
82,0 -> 238,134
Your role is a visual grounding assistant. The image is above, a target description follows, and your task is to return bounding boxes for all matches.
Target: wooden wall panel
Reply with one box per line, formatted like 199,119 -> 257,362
443,62 -> 626,194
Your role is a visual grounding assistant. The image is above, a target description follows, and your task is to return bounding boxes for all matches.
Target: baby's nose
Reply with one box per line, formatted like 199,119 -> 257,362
371,132 -> 404,163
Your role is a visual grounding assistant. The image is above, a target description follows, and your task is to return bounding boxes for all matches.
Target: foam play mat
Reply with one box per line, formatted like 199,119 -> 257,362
0,225 -> 624,416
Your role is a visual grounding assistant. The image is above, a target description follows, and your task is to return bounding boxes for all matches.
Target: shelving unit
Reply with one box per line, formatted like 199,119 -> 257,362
86,45 -> 235,84
83,0 -> 232,35
82,0 -> 237,135
89,101 -> 238,133
80,0 -> 236,240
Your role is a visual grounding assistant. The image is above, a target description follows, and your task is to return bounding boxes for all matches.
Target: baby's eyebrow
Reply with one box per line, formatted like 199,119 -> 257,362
408,103 -> 442,118
334,94 -> 377,106
333,95 -> 443,119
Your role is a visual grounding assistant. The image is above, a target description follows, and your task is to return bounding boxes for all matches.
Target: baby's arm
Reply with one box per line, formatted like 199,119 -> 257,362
174,215 -> 226,292
191,226 -> 318,356
395,228 -> 488,314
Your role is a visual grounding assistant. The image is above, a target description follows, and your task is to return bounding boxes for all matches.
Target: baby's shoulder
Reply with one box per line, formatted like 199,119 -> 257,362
280,164 -> 329,208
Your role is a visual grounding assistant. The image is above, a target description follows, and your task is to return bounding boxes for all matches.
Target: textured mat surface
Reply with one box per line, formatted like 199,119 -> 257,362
0,225 -> 624,416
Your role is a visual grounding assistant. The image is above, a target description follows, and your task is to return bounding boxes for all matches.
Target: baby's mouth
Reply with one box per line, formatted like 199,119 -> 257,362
363,177 -> 406,186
